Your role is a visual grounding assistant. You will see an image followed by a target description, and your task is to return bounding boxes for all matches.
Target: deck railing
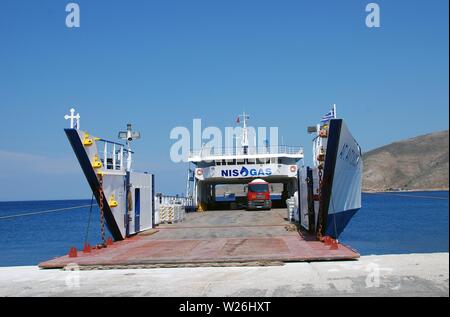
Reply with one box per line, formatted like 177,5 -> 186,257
189,145 -> 304,159
156,195 -> 194,207
97,139 -> 134,172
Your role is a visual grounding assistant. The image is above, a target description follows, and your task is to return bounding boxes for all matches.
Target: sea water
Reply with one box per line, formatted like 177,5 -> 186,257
0,191 -> 448,266
340,191 -> 449,255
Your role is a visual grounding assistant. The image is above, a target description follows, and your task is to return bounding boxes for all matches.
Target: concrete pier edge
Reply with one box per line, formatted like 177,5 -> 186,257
0,253 -> 448,297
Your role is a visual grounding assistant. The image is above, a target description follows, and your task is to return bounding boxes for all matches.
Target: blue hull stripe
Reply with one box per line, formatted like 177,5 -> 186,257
324,208 -> 360,238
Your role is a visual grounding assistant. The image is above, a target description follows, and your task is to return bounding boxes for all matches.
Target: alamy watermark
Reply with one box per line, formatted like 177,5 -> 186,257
366,3 -> 381,28
365,262 -> 381,288
65,3 -> 80,28
169,119 -> 280,163
64,263 -> 81,289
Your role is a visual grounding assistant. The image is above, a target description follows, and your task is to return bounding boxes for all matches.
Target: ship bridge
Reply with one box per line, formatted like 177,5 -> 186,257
188,114 -> 304,211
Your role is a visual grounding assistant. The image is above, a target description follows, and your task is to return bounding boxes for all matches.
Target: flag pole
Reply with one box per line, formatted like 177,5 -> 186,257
333,104 -> 337,118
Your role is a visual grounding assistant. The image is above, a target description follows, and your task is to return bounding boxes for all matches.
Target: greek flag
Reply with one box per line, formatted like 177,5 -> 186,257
320,107 -> 336,123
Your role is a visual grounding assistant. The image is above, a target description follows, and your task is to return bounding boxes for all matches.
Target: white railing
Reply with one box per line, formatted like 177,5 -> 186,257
156,195 -> 195,208
189,145 -> 304,159
97,139 -> 133,172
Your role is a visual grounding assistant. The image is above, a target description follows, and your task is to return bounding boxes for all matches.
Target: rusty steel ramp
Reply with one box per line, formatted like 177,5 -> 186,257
39,209 -> 359,269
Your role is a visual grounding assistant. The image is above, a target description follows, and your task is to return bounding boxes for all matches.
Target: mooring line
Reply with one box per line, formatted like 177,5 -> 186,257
0,204 -> 93,220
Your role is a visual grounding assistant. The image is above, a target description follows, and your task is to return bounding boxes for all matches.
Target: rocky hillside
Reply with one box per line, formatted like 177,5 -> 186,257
363,130 -> 449,191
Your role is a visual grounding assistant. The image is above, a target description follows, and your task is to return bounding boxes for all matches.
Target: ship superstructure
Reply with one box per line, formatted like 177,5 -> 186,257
188,113 -> 304,211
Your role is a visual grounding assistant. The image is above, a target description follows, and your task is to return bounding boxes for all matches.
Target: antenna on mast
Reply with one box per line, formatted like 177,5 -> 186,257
118,124 -> 141,171
237,112 -> 250,154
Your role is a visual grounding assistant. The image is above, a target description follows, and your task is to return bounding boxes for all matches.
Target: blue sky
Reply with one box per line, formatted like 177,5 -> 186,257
0,0 -> 448,201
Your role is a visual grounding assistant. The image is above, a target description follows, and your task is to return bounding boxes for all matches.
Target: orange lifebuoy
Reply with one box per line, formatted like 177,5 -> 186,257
196,169 -> 203,176
290,165 -> 297,173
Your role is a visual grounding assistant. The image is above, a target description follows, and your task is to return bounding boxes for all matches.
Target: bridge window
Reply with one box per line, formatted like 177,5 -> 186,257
257,158 -> 270,164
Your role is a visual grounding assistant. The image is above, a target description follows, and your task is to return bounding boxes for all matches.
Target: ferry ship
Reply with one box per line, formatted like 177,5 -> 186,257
62,105 -> 362,242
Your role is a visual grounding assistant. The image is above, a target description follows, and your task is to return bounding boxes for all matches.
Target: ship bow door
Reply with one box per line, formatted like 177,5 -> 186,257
318,119 -> 363,239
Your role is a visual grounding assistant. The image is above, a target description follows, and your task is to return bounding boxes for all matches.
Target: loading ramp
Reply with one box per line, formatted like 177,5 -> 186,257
40,209 -> 359,269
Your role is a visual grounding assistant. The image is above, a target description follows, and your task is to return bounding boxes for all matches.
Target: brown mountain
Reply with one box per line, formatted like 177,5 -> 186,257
362,130 -> 449,191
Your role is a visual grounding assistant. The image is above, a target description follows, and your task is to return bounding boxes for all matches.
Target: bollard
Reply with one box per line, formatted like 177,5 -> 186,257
106,237 -> 114,246
323,236 -> 332,246
330,239 -> 339,250
83,243 -> 91,253
68,247 -> 78,258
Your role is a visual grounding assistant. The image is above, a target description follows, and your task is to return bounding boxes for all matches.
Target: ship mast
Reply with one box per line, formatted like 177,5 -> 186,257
118,124 -> 141,172
238,112 -> 250,155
